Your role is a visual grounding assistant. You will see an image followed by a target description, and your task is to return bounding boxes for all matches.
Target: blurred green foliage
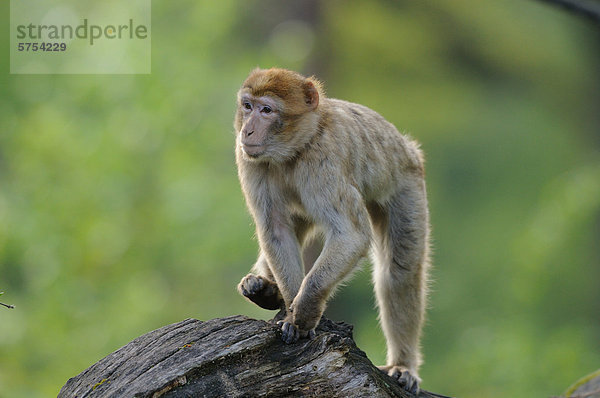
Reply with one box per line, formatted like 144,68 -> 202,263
1,1 -> 599,397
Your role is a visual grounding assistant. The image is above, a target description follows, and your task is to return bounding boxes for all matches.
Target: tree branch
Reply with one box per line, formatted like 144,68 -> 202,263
0,292 -> 14,309
535,0 -> 600,24
58,316 -> 454,398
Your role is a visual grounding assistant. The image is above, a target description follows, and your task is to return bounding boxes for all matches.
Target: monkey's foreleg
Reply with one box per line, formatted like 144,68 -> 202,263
253,215 -> 305,339
238,274 -> 283,310
284,228 -> 370,342
377,365 -> 421,394
238,252 -> 285,310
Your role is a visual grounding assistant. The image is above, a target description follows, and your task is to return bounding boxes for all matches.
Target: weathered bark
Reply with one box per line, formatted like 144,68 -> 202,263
58,315 -> 451,398
564,369 -> 600,398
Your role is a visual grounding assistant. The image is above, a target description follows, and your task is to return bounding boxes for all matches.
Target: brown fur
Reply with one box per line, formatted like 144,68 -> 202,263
234,68 -> 430,393
242,68 -> 323,115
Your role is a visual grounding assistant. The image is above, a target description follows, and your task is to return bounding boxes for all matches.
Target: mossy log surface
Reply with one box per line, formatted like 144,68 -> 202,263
58,315 -> 452,398
564,369 -> 600,398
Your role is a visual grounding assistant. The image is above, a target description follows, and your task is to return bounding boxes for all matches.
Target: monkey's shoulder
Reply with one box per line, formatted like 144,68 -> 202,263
320,98 -> 406,146
317,98 -> 425,179
322,98 -> 392,126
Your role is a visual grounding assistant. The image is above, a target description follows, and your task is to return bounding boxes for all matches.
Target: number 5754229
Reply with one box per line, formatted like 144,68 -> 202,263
17,42 -> 66,51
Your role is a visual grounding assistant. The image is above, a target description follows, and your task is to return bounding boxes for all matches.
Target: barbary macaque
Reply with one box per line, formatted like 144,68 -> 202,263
235,68 -> 430,393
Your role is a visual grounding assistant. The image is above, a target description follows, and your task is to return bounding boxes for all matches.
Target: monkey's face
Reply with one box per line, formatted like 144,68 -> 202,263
234,68 -> 321,163
236,92 -> 283,161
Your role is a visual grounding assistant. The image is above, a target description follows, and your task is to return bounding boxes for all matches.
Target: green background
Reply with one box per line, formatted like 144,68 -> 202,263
1,1 -> 599,397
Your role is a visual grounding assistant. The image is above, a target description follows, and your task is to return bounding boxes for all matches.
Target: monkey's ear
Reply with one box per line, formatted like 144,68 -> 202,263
303,80 -> 319,110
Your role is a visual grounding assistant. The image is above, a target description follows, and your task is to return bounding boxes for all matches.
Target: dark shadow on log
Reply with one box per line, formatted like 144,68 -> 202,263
58,315 -> 453,398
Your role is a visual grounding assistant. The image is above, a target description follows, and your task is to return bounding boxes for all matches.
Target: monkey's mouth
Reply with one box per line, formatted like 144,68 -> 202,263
242,144 -> 265,157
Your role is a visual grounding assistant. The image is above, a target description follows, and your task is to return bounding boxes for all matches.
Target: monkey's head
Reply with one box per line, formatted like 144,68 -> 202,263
235,68 -> 324,163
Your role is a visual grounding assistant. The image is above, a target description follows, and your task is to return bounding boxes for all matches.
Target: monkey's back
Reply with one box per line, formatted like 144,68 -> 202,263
319,98 -> 424,202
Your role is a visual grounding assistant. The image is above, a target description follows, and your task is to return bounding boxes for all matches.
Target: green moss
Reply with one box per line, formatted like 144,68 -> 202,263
92,378 -> 109,391
565,369 -> 600,396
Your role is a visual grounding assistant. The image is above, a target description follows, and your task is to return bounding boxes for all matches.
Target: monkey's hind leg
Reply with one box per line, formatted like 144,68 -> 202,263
369,181 -> 430,394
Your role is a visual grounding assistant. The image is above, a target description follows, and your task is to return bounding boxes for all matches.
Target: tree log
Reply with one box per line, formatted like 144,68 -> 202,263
564,369 -> 600,398
58,315 -> 452,398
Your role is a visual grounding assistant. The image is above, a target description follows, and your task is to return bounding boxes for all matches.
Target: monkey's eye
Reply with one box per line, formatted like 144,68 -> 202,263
243,102 -> 252,111
262,106 -> 272,114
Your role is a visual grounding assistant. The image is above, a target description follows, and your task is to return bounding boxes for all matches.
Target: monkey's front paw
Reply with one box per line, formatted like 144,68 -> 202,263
276,320 -> 316,344
378,365 -> 420,394
289,298 -> 323,333
238,274 -> 283,310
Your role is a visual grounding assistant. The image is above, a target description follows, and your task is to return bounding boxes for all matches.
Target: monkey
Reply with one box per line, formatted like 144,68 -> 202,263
234,68 -> 430,394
